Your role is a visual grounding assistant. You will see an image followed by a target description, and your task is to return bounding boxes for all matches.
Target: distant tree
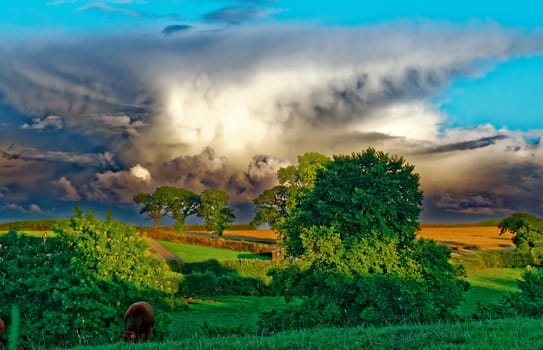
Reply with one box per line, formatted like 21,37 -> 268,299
197,189 -> 235,236
169,188 -> 200,233
252,185 -> 288,231
499,213 -> 543,249
134,186 -> 199,230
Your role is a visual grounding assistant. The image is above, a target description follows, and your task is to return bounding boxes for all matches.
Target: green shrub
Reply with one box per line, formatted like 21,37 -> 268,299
0,209 -> 184,348
180,272 -> 270,296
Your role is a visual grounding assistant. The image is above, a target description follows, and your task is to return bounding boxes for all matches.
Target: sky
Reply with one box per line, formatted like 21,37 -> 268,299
1,0 -> 542,224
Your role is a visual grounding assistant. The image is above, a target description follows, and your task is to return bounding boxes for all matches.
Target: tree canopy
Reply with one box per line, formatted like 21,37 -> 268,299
134,186 -> 199,230
259,148 -> 467,331
252,152 -> 330,233
197,189 -> 236,236
499,213 -> 543,249
282,148 -> 423,256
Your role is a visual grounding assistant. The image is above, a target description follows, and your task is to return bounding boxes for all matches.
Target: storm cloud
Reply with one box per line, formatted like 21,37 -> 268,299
1,22 -> 543,221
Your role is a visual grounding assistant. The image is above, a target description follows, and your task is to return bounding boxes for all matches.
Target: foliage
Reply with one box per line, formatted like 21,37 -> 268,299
282,148 -> 422,256
0,208 -> 183,348
252,152 -> 331,233
261,148 -> 467,331
499,213 -> 543,249
197,189 -> 236,237
472,267 -> 543,320
134,186 -> 199,229
251,186 -> 288,232
503,267 -> 543,317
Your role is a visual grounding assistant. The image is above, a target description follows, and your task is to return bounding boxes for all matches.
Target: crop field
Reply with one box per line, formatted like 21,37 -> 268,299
217,225 -> 515,252
417,225 -> 514,251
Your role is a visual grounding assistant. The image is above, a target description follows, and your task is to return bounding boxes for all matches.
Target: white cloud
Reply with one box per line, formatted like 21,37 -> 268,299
21,115 -> 64,131
130,164 -> 151,182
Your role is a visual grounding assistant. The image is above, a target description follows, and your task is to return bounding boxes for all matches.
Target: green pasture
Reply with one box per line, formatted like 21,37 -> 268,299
168,296 -> 293,340
457,268 -> 523,317
156,240 -> 271,263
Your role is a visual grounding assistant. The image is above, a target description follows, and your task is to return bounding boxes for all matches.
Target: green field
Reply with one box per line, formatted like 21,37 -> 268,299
0,230 -> 53,237
457,268 -> 523,316
157,240 -> 271,263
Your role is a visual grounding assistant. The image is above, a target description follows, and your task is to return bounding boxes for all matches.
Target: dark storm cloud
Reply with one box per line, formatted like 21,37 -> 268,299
161,24 -> 192,36
0,146 -> 116,169
424,135 -> 509,154
158,147 -> 289,203
1,23 -> 543,221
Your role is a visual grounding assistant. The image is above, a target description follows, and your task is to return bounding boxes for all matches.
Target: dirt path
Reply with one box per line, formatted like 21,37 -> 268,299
145,237 -> 184,264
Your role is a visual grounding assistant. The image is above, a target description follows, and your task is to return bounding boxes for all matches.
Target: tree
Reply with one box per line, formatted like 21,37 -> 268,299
134,186 -> 199,230
197,189 -> 235,236
283,148 -> 423,256
499,213 -> 543,249
259,148 -> 467,331
252,185 -> 288,231
252,152 -> 330,232
169,188 -> 200,233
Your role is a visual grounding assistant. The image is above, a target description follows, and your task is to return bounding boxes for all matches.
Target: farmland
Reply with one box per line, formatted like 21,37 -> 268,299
2,222 -> 539,349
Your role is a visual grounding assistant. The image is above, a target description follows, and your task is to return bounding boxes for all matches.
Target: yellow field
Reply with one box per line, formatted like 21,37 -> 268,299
418,225 -> 514,252
223,226 -> 514,252
223,229 -> 278,240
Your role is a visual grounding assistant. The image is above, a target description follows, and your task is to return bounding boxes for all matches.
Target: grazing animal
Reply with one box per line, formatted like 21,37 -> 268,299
0,318 -> 4,337
123,301 -> 155,343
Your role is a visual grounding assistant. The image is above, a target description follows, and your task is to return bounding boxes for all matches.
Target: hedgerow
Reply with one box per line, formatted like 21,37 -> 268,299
0,207 -> 183,348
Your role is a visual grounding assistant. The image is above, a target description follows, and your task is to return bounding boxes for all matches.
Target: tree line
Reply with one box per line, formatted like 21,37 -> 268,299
134,187 -> 235,236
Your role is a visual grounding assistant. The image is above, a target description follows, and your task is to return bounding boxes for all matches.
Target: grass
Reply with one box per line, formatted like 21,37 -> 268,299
0,230 -> 53,237
168,296 -> 293,340
156,240 -> 271,263
456,268 -> 523,317
68,317 -> 543,349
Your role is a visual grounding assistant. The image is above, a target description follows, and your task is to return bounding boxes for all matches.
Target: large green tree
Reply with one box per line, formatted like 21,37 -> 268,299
259,148 -> 467,332
499,213 -> 543,249
134,186 -> 199,230
283,148 -> 423,256
197,189 -> 236,236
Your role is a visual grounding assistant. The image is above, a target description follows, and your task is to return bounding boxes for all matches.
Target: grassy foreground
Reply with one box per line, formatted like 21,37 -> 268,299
68,317 -> 543,350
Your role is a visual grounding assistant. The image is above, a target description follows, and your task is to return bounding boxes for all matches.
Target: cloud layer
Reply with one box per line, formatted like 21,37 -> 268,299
1,22 -> 543,221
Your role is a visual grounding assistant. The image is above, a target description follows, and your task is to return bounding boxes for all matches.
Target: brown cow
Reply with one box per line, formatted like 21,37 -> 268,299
122,301 -> 155,343
0,318 -> 4,337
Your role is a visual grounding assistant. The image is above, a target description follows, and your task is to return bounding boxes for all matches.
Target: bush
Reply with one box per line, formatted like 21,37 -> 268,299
0,209 -> 184,348
179,259 -> 275,296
